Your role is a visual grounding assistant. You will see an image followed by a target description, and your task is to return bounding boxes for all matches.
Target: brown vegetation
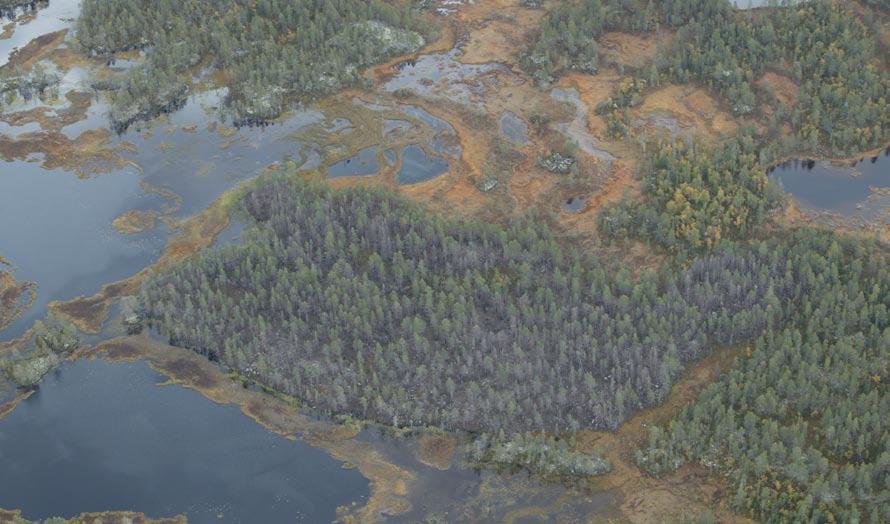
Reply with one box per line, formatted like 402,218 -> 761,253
93,335 -> 415,523
574,346 -> 750,523
599,31 -> 673,69
111,210 -> 158,235
637,85 -> 738,137
757,70 -> 799,108
0,268 -> 36,333
2,29 -> 67,71
0,129 -> 123,177
416,434 -> 458,470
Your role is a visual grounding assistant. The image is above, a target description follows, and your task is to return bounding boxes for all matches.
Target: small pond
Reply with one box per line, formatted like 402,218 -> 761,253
561,195 -> 587,213
396,145 -> 449,185
499,111 -> 530,146
0,358 -> 369,522
769,151 -> 889,220
326,146 -> 379,179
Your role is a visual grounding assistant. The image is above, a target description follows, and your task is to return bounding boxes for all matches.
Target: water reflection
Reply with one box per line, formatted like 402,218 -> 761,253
769,151 -> 889,219
0,358 -> 369,522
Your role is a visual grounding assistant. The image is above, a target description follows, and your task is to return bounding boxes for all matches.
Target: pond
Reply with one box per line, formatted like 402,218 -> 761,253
770,151 -> 889,221
561,195 -> 587,213
326,146 -> 380,179
0,358 -> 369,522
383,48 -> 510,107
396,144 -> 449,185
499,111 -> 530,146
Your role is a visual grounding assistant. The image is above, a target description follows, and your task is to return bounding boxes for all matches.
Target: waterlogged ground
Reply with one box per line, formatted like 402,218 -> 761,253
0,0 -> 79,68
2,1 -> 886,522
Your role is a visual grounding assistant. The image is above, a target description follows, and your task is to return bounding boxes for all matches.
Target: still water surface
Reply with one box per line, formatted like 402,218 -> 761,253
0,358 -> 369,522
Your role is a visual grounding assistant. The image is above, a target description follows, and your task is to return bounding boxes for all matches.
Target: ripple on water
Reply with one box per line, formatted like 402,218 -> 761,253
0,162 -> 168,340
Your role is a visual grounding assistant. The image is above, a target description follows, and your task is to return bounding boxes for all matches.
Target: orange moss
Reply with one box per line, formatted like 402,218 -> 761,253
0,269 -> 36,333
416,434 -> 458,470
0,128 -> 122,177
757,71 -> 799,108
638,85 -> 738,137
111,210 -> 159,235
600,31 -> 674,69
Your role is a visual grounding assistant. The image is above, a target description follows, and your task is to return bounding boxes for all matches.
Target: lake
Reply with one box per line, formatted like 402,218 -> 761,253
0,358 -> 369,522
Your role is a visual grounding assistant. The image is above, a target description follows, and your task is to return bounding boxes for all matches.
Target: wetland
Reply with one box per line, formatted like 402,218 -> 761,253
1,0 -> 888,522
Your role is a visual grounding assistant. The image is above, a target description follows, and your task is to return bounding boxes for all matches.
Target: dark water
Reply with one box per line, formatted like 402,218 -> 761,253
396,145 -> 449,185
561,196 -> 587,213
0,162 -> 167,339
769,152 -> 889,218
0,92 -> 320,341
326,146 -> 379,179
0,358 -> 369,522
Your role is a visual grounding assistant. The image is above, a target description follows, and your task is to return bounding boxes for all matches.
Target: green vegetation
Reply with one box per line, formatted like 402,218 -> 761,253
635,232 -> 889,522
76,0 -> 427,130
2,313 -> 78,387
600,135 -> 782,252
142,176 -> 792,435
468,433 -> 611,477
530,0 -> 890,156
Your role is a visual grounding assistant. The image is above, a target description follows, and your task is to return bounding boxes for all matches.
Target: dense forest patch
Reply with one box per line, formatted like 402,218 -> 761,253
599,134 -> 783,253
635,233 -> 889,522
143,176 -> 791,437
75,0 -> 427,130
